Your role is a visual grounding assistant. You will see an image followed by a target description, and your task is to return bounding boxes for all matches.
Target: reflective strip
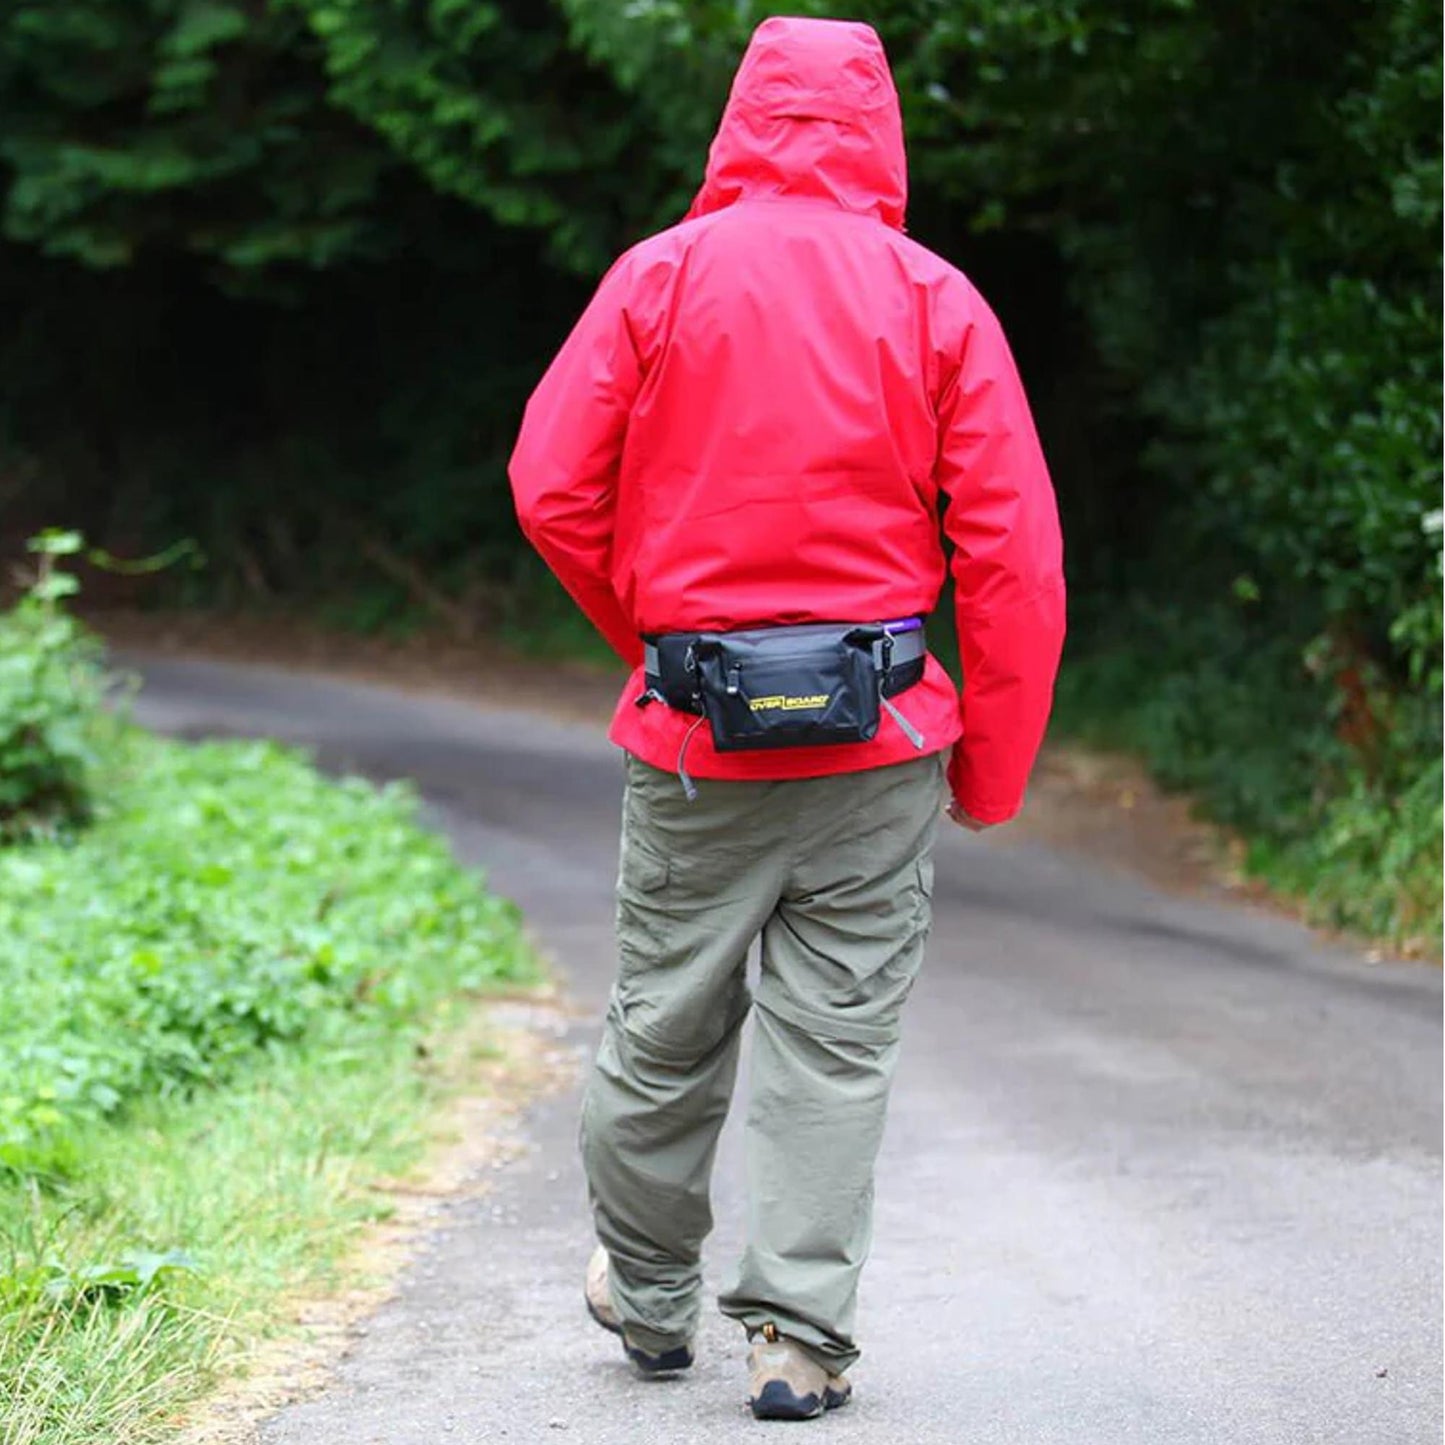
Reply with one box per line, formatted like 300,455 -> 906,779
881,696 -> 926,750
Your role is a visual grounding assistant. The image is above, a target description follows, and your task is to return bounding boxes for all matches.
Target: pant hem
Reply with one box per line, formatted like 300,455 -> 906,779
619,1319 -> 695,1356
720,1303 -> 860,1375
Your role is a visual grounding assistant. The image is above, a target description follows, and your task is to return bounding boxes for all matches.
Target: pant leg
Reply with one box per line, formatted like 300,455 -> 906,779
582,756 -> 784,1354
718,754 -> 945,1373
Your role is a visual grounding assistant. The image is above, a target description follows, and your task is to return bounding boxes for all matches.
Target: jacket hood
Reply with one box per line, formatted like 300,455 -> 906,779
686,17 -> 907,230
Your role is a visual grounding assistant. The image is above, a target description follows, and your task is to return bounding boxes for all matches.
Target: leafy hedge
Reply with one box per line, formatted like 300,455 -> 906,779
1054,600 -> 1442,955
0,729 -> 533,1182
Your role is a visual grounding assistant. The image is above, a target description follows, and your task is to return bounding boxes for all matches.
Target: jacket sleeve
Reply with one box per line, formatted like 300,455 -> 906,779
936,289 -> 1066,824
508,257 -> 644,667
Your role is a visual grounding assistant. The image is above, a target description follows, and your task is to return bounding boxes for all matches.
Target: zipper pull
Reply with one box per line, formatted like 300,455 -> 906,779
882,696 -> 926,750
676,715 -> 705,802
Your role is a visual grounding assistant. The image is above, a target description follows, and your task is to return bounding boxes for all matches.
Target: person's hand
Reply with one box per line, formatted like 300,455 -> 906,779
945,799 -> 992,833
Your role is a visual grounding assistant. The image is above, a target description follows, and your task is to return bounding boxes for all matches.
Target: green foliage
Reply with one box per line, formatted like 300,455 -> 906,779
0,531 -> 109,841
0,0 -> 397,271
0,0 -> 1438,943
0,549 -> 537,1437
36,1248 -> 200,1308
1180,271 -> 1441,686
548,0 -> 1443,677
558,0 -> 741,216
1273,751 -> 1443,952
0,932 -> 532,1445
1147,0 -> 1443,693
284,0 -> 661,272
1055,600 -> 1442,955
494,556 -> 624,664
477,0 -> 1445,947
0,727 -> 533,1181
0,0 -> 662,275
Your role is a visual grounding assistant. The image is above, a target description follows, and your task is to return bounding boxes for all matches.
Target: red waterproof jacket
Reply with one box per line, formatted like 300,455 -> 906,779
510,17 -> 1065,823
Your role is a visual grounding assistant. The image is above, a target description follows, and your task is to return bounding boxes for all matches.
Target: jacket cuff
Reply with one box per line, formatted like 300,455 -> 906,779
947,748 -> 1022,825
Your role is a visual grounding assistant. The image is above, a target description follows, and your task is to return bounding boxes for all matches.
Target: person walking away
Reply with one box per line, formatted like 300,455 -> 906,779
509,15 -> 1065,1423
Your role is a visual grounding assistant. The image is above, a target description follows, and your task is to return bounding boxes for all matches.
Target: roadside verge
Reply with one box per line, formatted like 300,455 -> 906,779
0,723 -> 563,1445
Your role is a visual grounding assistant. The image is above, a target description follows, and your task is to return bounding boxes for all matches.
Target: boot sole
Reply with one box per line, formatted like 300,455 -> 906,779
588,1289 -> 693,1375
750,1380 -> 852,1420
625,1340 -> 695,1376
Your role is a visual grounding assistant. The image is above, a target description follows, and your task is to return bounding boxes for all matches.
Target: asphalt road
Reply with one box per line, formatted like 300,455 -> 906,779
126,655 -> 1442,1445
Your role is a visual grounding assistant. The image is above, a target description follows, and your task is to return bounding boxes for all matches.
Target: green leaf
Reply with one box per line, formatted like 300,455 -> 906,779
27,530 -> 83,557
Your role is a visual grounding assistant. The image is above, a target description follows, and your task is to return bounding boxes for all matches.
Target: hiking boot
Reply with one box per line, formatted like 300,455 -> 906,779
748,1326 -> 852,1420
584,1246 -> 694,1376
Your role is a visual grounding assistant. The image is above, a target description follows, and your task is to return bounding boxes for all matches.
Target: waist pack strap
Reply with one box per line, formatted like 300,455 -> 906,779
641,620 -> 927,714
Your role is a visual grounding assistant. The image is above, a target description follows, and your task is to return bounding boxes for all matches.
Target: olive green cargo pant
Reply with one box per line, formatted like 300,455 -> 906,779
580,751 -> 944,1373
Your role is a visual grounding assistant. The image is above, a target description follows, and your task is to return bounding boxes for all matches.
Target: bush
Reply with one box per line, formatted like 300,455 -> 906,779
1055,597 -> 1443,955
0,531 -> 109,841
0,729 -> 533,1182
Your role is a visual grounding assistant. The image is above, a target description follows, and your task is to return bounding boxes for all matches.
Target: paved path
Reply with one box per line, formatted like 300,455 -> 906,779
127,655 -> 1442,1445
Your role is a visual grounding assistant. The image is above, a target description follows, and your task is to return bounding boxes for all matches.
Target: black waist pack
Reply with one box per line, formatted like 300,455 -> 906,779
643,621 -> 926,754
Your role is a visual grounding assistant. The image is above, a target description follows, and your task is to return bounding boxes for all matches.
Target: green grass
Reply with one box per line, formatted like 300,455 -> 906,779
0,728 -> 537,1443
1,999 -> 517,1445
